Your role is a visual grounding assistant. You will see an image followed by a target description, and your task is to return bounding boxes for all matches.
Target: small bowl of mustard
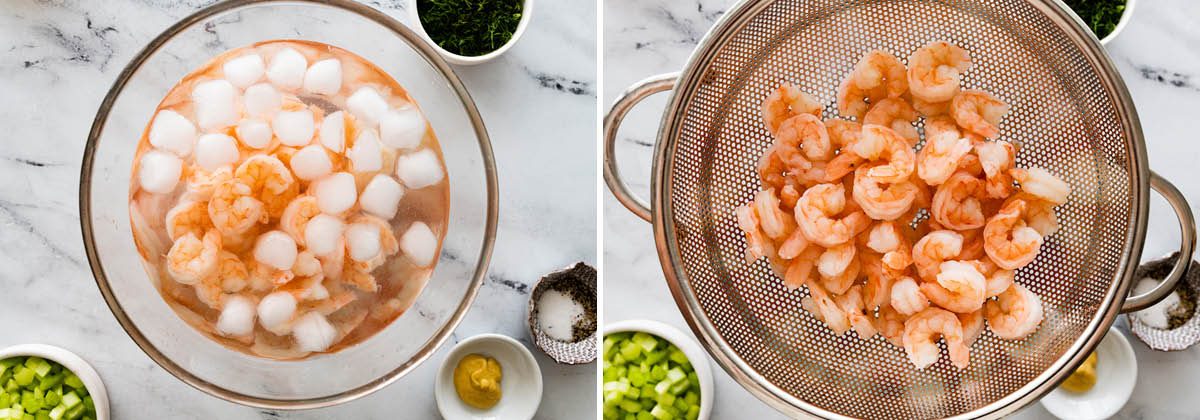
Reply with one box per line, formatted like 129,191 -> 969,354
434,334 -> 543,420
1039,328 -> 1137,420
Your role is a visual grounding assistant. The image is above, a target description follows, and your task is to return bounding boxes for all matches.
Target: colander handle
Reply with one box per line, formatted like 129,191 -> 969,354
603,72 -> 679,222
1122,172 -> 1197,313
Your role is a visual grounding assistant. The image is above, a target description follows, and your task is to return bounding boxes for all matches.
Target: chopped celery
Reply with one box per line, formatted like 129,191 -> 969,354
21,391 -> 41,413
22,360 -> 50,379
636,411 -> 655,420
35,375 -> 60,393
0,394 -> 7,408
59,377 -> 80,393
626,387 -> 640,400
41,392 -> 58,409
22,414 -> 33,420
653,380 -> 670,396
672,396 -> 688,412
59,394 -> 79,410
11,369 -> 34,388
667,349 -> 689,366
80,397 -> 92,416
46,406 -> 64,420
669,379 -> 690,395
684,391 -> 698,405
62,405 -> 83,420
0,360 -> 17,370
685,405 -> 699,420
618,399 -> 642,413
665,368 -> 686,385
632,332 -> 658,352
644,350 -> 667,365
0,410 -> 8,419
4,381 -> 17,394
8,405 -> 22,420
649,404 -> 671,420
619,341 -> 642,360
628,368 -> 646,387
603,331 -> 701,420
34,412 -> 48,420
649,365 -> 667,382
656,391 -> 675,407
624,414 -> 635,420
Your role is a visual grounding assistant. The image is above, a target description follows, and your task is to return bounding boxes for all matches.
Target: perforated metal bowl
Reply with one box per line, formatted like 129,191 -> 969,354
604,1 -> 1194,418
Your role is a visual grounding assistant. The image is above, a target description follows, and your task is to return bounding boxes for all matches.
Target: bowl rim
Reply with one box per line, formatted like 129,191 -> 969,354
1100,0 -> 1136,45
78,0 -> 499,410
0,344 -> 110,420
603,319 -> 715,420
433,333 -> 544,420
407,0 -> 535,65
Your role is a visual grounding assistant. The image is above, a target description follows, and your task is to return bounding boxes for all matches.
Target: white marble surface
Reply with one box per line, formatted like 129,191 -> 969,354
603,1 -> 1200,419
0,0 -> 595,418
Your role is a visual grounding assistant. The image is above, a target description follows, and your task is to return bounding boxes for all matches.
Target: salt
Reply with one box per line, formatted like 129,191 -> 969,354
1134,277 -> 1181,329
537,289 -> 584,342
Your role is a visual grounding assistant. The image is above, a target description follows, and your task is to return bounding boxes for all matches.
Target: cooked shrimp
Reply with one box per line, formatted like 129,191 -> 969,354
825,150 -> 864,182
865,221 -> 903,253
837,74 -> 887,120
736,204 -> 771,264
984,283 -> 1044,339
956,227 -> 986,260
824,119 -> 862,148
852,166 -> 918,220
984,198 -> 1044,270
166,230 -> 222,285
861,252 -> 894,309
183,165 -> 233,202
950,90 -> 1010,139
819,248 -> 859,294
235,154 -> 298,218
1011,167 -> 1071,205
906,41 -> 973,103
1014,194 -> 1060,236
974,140 -> 1016,198
292,250 -> 322,277
875,304 -> 907,347
852,50 -> 908,98
165,199 -> 213,241
762,82 -> 822,136
795,183 -> 871,247
891,276 -> 930,316
931,171 -> 985,230
912,230 -> 963,280
917,118 -> 973,186
920,261 -> 986,313
958,309 -> 985,346
852,125 -> 915,183
249,260 -> 294,291
777,226 -> 810,260
784,247 -> 822,290
280,195 -> 321,246
758,145 -> 789,191
212,250 -> 249,293
346,214 -> 400,272
754,188 -> 794,240
903,307 -> 969,369
208,179 -> 267,237
779,180 -> 802,210
836,285 -> 878,339
817,242 -> 857,279
807,279 -> 851,335
863,98 -> 919,146
911,95 -> 950,117
793,160 -> 829,187
776,114 -> 834,162
975,259 -> 1015,298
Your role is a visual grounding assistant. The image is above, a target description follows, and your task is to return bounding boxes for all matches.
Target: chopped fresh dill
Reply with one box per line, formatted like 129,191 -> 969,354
1063,0 -> 1127,39
417,0 -> 524,57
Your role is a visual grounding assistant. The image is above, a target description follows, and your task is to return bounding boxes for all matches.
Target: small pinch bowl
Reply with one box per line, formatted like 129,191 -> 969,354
0,344 -> 110,420
603,320 -> 714,420
81,0 -> 497,409
1040,328 -> 1137,420
434,334 -> 543,420
407,0 -> 535,65
1099,0 -> 1137,45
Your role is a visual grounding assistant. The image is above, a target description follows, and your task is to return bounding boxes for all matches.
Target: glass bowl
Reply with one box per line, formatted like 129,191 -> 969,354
79,0 -> 497,409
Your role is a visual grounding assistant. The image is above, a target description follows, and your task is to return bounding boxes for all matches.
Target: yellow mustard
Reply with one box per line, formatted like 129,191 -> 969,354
1061,351 -> 1099,393
453,353 -> 503,408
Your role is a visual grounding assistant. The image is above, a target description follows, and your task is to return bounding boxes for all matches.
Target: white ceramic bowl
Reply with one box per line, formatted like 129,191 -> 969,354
435,334 -> 543,419
1040,328 -> 1137,420
1100,0 -> 1136,45
0,344 -> 109,420
603,320 -> 714,420
408,0 -> 534,65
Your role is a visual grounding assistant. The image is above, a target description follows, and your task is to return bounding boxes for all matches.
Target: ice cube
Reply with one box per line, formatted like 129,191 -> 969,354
313,172 -> 357,214
216,295 -> 256,336
292,311 -> 336,352
266,47 -> 307,91
257,291 -> 297,333
291,144 -> 333,181
302,58 -> 342,95
347,129 -> 382,173
304,214 -> 344,256
192,79 -> 238,129
235,119 -> 272,149
194,133 -> 240,171
346,222 -> 381,262
244,83 -> 282,117
138,150 -> 182,194
254,230 -> 298,270
394,149 -> 444,189
360,174 -> 404,219
379,107 -> 426,150
148,109 -> 196,157
223,54 -> 265,88
400,221 -> 437,267
346,86 -> 388,126
319,111 -> 347,153
274,109 -> 315,147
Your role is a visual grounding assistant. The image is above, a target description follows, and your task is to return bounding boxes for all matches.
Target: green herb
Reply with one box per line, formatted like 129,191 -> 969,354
1063,0 -> 1127,39
417,0 -> 524,57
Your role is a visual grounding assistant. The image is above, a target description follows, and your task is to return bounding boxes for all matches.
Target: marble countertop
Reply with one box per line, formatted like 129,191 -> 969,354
0,0 -> 595,418
602,0 -> 1200,419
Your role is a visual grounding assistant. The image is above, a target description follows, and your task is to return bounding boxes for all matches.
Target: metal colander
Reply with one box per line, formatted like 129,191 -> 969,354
604,0 -> 1196,418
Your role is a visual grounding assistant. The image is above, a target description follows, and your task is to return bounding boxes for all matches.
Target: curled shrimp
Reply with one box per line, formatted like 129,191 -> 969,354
863,98 -> 919,146
795,183 -> 871,248
931,171 -> 986,230
903,307 -> 969,369
906,41 -> 973,103
212,250 -> 249,293
912,230 -> 963,280
917,117 -> 973,186
985,283 -> 1044,339
754,188 -> 795,240
807,279 -> 850,335
824,119 -> 862,149
836,285 -> 878,339
347,214 -> 400,272
912,95 -> 951,117
1011,167 -> 1072,205
762,82 -> 822,136
973,259 -> 1015,298
865,221 -> 903,254
956,227 -> 986,260
165,199 -> 213,241
984,198 -> 1044,270
736,204 -> 772,264
852,125 -> 915,183
776,114 -> 833,162
837,74 -> 887,120
208,179 -> 267,237
235,154 -> 298,218
950,90 -> 1010,139
852,50 -> 908,98
166,230 -> 222,285
280,195 -> 320,246
1014,194 -> 1060,236
861,252 -> 894,309
784,247 -> 821,290
819,247 -> 859,294
958,309 -> 985,346
919,261 -> 986,313
852,166 -> 918,220
758,145 -> 790,191
183,165 -> 233,202
874,304 -> 907,348
777,225 -> 810,260
891,276 -> 930,316
817,242 -> 856,279
974,140 -> 1016,199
